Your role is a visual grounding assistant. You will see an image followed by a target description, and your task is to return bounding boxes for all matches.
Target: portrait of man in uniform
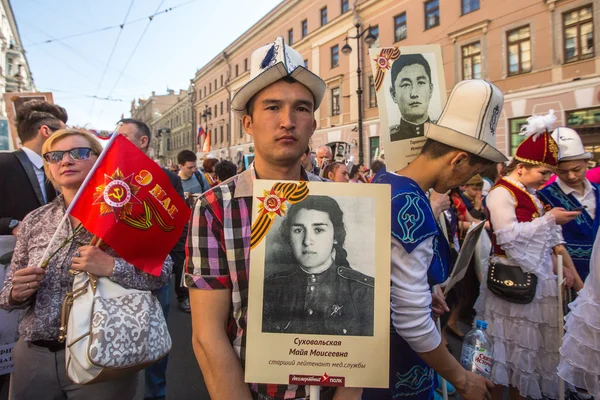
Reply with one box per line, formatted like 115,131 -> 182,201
262,195 -> 375,336
389,54 -> 433,142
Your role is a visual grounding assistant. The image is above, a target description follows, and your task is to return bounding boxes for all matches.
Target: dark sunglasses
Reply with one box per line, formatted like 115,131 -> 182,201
43,147 -> 97,164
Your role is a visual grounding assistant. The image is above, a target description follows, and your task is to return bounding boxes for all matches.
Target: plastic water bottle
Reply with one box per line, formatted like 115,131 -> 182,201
460,319 -> 494,379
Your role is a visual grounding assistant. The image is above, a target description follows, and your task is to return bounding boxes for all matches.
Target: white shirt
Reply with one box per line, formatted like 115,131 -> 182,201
391,236 -> 441,353
21,146 -> 48,204
556,177 -> 596,220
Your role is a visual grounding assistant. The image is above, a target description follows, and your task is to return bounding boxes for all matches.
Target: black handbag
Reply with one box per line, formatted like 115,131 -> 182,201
487,262 -> 537,304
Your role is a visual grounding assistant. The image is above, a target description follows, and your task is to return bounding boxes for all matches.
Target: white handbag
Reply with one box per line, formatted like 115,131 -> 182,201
59,272 -> 172,384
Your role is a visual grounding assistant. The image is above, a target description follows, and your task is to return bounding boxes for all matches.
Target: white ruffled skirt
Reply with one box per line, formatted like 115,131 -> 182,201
558,283 -> 600,398
475,267 -> 560,399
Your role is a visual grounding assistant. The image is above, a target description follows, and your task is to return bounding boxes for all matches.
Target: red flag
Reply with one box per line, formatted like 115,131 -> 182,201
70,135 -> 191,276
203,130 -> 211,153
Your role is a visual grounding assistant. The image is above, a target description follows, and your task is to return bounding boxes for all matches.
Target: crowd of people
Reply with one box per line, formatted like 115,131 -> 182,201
1,35 -> 600,400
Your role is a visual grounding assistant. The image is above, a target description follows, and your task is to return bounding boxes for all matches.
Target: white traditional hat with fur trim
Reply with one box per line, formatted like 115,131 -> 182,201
424,80 -> 507,162
231,36 -> 326,118
551,127 -> 593,161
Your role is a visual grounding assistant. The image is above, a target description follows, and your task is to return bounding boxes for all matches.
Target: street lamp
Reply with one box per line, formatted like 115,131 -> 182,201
342,22 -> 376,165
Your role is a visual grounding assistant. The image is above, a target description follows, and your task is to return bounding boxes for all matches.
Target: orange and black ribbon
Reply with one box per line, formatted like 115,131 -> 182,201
374,47 -> 401,92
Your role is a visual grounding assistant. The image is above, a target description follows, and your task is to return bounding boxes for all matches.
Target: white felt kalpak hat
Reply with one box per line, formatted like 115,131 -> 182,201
551,127 -> 593,161
424,80 -> 508,162
231,36 -> 326,118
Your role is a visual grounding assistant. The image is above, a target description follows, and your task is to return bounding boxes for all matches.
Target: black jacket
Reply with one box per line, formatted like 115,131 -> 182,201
0,150 -> 56,235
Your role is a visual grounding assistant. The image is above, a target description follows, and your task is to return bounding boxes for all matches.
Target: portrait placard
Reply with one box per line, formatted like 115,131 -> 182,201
3,92 -> 54,149
369,45 -> 446,172
245,181 -> 391,388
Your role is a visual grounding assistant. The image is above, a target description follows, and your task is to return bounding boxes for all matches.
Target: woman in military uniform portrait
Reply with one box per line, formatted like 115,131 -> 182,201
262,195 -> 375,336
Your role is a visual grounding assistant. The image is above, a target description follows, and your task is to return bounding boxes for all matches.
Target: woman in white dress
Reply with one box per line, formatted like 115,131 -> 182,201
558,231 -> 600,397
475,111 -> 581,400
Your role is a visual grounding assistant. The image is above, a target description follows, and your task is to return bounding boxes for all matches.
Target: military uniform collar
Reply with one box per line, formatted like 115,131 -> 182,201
401,118 -> 428,136
233,162 -> 322,199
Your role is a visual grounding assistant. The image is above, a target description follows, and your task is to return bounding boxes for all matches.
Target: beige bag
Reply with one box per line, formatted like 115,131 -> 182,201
59,272 -> 172,384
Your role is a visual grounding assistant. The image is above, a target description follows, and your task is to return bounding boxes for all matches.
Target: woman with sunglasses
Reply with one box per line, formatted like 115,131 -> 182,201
0,129 -> 172,400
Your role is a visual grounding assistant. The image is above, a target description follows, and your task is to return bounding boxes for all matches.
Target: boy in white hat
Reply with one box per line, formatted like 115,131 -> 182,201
184,37 -> 361,400
364,80 -> 507,400
538,127 -> 598,282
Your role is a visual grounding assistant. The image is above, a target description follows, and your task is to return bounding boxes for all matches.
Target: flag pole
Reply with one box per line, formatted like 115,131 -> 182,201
309,385 -> 320,399
39,128 -> 121,266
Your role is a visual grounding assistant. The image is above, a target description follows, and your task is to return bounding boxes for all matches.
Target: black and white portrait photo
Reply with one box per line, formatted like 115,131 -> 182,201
261,195 -> 375,336
369,45 -> 447,172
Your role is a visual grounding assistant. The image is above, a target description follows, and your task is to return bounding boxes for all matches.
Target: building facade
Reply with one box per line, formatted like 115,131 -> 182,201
151,89 -> 194,167
190,0 -> 600,167
130,90 -> 183,162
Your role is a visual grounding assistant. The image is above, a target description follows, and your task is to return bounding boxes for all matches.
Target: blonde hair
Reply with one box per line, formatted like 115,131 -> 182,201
42,129 -> 103,188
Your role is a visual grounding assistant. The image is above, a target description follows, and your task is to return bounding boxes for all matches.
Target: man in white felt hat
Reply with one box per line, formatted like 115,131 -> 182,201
364,80 -> 507,400
538,127 -> 598,284
184,37 -> 361,400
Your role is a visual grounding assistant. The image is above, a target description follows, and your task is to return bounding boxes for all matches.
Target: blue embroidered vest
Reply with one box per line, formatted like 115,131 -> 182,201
374,172 -> 451,286
538,181 -> 599,280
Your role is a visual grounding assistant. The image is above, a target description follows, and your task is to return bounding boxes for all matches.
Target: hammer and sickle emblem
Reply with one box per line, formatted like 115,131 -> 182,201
109,187 -> 125,201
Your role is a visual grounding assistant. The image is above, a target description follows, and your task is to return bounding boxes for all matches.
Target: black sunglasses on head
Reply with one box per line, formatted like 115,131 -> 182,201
43,147 -> 97,164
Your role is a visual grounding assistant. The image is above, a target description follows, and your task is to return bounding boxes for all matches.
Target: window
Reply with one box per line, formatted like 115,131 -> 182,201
331,45 -> 339,68
462,42 -> 482,79
220,126 -> 224,144
369,25 -> 379,48
331,87 -> 340,116
214,104 -> 218,117
509,117 -> 529,156
214,79 -> 217,90
204,86 -> 206,97
288,28 -> 294,45
209,83 -> 212,93
566,107 -> 600,127
369,76 -> 377,108
341,0 -> 349,14
198,90 -> 202,100
220,101 -> 223,115
425,0 -> 440,30
220,75 -> 223,87
239,120 -> 244,138
235,65 -> 239,77
321,7 -> 328,26
507,26 -> 531,75
369,137 -> 380,164
394,13 -> 407,42
211,129 -> 215,144
244,58 -> 248,71
302,19 -> 308,37
462,0 -> 479,15
304,59 -> 309,68
563,5 -> 594,63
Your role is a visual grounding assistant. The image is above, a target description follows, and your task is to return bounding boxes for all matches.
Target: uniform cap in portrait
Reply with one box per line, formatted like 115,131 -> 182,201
231,36 -> 326,118
551,127 -> 593,162
424,79 -> 508,162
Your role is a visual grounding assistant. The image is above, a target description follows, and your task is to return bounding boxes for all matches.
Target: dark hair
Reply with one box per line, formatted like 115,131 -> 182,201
16,100 -> 68,143
323,161 -> 344,179
203,158 -> 219,172
500,159 -> 537,176
370,160 -> 385,173
349,164 -> 360,179
246,76 -> 314,117
390,54 -> 432,89
421,139 -> 495,167
177,149 -> 197,165
215,160 -> 238,181
118,118 -> 151,142
280,196 -> 349,268
480,162 -> 503,182
304,146 -> 311,156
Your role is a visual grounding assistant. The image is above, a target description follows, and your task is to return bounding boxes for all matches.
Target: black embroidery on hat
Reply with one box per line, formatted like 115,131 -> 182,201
490,105 -> 500,136
260,44 -> 278,70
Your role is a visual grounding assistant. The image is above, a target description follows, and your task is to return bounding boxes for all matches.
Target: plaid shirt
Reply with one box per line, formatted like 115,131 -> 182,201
185,165 -> 324,399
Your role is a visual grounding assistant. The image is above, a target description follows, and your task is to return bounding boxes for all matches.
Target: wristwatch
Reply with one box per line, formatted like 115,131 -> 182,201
9,219 -> 19,229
